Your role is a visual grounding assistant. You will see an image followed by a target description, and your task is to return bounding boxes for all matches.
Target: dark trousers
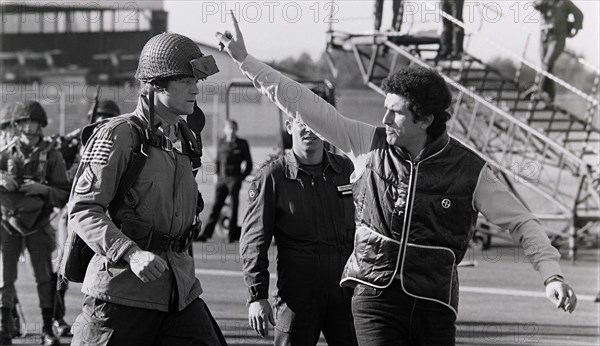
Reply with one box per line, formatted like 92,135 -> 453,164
374,0 -> 404,32
70,296 -> 224,346
352,281 -> 456,346
440,0 -> 465,55
273,260 -> 358,346
0,226 -> 55,310
202,178 -> 242,242
538,30 -> 565,101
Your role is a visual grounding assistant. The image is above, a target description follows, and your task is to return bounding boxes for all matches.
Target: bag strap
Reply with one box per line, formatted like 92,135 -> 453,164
107,115 -> 149,222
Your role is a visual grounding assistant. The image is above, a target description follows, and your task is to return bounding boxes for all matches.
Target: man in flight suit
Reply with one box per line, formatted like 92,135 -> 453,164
240,116 -> 357,345
198,119 -> 252,243
67,32 -> 225,345
0,101 -> 69,345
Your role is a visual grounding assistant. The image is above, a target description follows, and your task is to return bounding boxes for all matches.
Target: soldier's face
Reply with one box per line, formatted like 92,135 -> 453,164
15,119 -> 41,137
160,77 -> 200,115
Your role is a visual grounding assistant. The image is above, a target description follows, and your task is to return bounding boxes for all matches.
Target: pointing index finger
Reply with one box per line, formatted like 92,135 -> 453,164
231,11 -> 241,38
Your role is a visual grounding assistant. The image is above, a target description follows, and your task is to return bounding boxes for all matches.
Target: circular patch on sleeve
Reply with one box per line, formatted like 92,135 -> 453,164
248,184 -> 259,201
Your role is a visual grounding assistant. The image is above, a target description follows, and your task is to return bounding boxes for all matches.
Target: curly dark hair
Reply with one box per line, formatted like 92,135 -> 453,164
381,67 -> 452,139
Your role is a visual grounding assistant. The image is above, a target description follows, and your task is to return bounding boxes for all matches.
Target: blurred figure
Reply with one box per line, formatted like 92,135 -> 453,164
0,101 -> 70,346
197,119 -> 252,243
438,0 -> 465,60
374,0 -> 404,32
58,99 -> 121,173
0,107 -> 24,340
524,0 -> 583,102
0,111 -> 17,149
52,98 -> 121,338
241,117 -> 357,345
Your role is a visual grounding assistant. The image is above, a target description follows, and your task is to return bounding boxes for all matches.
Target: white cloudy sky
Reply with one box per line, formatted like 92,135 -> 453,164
163,0 -> 599,67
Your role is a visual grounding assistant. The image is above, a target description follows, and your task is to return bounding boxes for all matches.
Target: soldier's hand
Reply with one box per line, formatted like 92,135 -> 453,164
0,173 -> 18,192
126,249 -> 168,283
546,281 -> 577,313
215,12 -> 248,63
248,299 -> 275,337
19,180 -> 50,196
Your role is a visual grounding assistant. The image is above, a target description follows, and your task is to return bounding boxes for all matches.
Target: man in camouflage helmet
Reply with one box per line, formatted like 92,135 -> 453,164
0,101 -> 70,345
68,32 -> 225,345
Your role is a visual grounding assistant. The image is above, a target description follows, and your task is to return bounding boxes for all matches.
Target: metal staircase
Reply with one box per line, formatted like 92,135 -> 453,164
325,27 -> 599,261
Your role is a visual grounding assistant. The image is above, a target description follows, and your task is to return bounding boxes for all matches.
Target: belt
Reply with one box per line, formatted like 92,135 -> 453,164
148,223 -> 201,253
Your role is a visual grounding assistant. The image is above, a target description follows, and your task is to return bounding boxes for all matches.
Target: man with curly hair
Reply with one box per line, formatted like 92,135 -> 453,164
217,14 -> 578,345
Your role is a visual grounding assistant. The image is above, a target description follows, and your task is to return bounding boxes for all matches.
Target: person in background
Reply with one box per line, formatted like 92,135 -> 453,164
217,14 -> 577,346
0,106 -> 25,340
197,119 -> 252,243
524,0 -> 583,102
373,0 -> 404,32
437,0 -> 465,60
0,101 -> 70,346
241,116 -> 357,345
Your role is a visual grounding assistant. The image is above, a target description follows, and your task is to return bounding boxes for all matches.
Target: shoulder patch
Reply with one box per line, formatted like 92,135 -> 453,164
80,138 -> 113,165
74,167 -> 95,194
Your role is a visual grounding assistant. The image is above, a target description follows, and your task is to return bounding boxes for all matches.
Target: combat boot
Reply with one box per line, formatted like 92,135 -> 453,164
0,307 -> 13,345
41,309 -> 59,346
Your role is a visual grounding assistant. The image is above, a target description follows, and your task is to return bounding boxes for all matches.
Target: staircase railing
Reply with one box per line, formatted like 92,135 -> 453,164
326,31 -> 599,260
427,3 -> 598,107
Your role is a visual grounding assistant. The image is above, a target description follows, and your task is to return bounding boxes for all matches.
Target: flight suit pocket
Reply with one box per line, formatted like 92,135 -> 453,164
273,295 -> 294,333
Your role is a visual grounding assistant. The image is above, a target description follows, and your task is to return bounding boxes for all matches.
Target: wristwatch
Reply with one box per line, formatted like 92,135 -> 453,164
543,274 -> 565,286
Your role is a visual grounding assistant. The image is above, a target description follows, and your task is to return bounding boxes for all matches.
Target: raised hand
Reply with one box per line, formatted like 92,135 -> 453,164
215,12 -> 248,63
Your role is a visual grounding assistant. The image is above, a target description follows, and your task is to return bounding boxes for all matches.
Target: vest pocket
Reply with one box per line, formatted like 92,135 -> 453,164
345,225 -> 402,287
401,243 -> 456,306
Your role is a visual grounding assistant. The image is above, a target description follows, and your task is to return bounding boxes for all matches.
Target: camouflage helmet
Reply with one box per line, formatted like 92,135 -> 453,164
135,33 -> 203,82
3,101 -> 47,127
96,100 -> 121,118
0,104 -> 14,130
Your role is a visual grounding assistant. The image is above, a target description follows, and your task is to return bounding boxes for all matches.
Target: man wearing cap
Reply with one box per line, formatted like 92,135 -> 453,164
0,101 -> 70,345
217,15 -> 577,345
67,32 -> 225,345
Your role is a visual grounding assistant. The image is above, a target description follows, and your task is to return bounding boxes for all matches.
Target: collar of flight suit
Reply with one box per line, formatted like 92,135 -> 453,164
283,149 -> 343,180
